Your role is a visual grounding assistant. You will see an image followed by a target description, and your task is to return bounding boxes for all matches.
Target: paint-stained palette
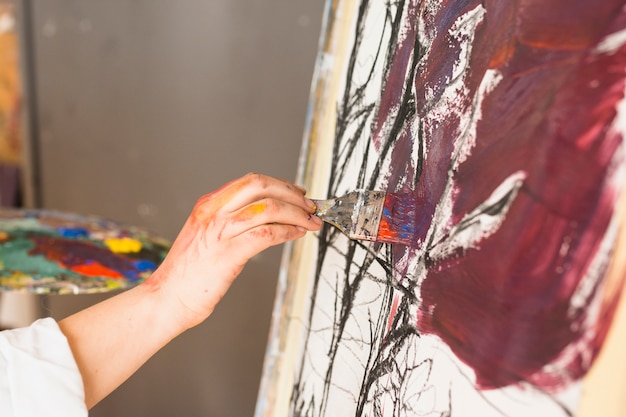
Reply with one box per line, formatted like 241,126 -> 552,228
0,208 -> 170,294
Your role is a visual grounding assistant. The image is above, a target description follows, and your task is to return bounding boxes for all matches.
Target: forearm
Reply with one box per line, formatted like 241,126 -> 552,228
58,278 -> 190,409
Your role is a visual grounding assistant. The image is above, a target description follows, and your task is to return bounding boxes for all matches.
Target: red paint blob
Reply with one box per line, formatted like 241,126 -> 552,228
29,236 -> 141,279
70,262 -> 124,278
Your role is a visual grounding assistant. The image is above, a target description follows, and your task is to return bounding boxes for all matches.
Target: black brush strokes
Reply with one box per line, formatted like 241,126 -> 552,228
288,1 -> 575,416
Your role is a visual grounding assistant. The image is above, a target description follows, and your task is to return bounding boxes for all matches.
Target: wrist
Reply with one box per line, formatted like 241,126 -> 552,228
139,266 -> 216,332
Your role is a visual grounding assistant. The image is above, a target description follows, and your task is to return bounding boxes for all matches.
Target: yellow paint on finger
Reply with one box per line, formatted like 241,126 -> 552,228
249,202 -> 267,215
104,237 -> 143,253
236,202 -> 268,222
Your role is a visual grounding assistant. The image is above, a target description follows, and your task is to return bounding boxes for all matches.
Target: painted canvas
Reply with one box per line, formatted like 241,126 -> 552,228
0,208 -> 170,294
257,1 -> 626,417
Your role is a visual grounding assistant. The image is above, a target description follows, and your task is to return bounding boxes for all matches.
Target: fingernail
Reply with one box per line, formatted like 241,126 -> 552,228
308,213 -> 322,225
305,198 -> 316,211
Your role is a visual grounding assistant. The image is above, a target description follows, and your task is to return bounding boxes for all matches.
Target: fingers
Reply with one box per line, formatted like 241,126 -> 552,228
226,173 -> 311,212
227,223 -> 311,261
192,173 -> 317,225
191,173 -> 315,228
219,197 -> 322,240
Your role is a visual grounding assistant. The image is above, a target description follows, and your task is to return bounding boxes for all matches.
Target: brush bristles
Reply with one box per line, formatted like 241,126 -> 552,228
377,193 -> 420,245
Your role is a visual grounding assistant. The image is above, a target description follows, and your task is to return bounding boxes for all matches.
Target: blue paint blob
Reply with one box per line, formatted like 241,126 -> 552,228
56,227 -> 89,238
134,259 -> 157,271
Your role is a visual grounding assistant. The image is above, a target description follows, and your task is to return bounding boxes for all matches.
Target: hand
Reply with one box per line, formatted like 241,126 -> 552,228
143,173 -> 322,328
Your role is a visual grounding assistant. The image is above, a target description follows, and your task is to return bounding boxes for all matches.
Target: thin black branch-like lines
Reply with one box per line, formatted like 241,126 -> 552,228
292,2 -> 435,416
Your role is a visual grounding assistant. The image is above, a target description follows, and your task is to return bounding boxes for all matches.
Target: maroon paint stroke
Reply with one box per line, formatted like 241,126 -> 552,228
377,0 -> 626,390
29,236 -> 141,279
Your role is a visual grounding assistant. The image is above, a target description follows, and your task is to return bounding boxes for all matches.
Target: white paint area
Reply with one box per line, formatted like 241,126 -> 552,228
430,170 -> 527,262
594,27 -> 626,55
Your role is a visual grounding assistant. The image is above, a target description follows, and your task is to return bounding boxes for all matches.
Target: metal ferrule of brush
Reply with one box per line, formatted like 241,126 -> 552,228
312,190 -> 387,241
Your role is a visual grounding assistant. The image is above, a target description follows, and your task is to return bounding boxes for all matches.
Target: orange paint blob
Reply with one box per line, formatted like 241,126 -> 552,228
488,37 -> 516,69
70,262 -> 124,278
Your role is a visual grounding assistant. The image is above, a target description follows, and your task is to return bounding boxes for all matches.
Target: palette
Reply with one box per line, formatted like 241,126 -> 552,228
0,208 -> 170,294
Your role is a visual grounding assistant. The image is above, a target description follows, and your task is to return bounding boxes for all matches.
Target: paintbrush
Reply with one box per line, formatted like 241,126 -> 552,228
312,190 -> 422,245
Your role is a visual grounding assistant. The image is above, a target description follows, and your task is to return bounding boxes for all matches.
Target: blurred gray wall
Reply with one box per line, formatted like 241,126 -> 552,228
25,1 -> 324,416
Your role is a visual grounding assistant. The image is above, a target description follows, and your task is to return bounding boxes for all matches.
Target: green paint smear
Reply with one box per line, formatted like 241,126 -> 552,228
0,236 -> 71,279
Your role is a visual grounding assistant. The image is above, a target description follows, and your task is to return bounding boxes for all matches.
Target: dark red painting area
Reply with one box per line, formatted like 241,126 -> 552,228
384,1 -> 626,390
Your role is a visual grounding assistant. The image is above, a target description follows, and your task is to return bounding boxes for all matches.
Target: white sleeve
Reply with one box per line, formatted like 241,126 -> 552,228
0,317 -> 87,417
